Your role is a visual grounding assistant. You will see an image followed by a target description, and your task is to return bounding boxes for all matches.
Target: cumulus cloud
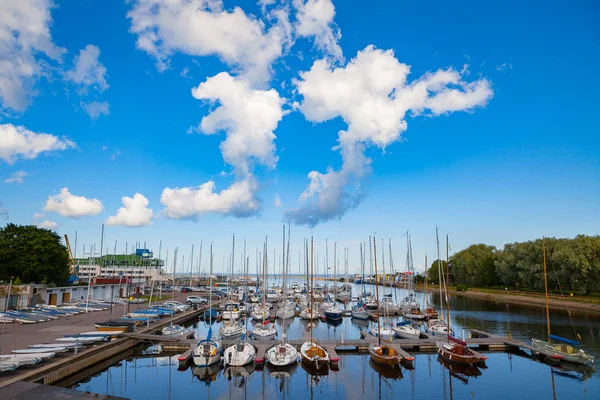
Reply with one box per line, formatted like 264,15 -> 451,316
190,72 -> 284,175
293,0 -> 343,61
127,0 -> 291,86
286,46 -> 493,226
44,187 -> 103,218
0,0 -> 66,112
81,101 -> 110,120
65,44 -> 109,93
38,220 -> 57,230
161,179 -> 260,218
0,123 -> 75,164
5,170 -> 27,183
162,72 -> 285,219
106,193 -> 153,227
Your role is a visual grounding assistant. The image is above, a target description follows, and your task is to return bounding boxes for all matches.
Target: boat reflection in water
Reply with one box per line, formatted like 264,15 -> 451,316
301,358 -> 329,377
224,364 -> 254,379
191,362 -> 222,385
266,358 -> 299,378
551,362 -> 595,382
369,359 -> 404,380
437,356 -> 482,384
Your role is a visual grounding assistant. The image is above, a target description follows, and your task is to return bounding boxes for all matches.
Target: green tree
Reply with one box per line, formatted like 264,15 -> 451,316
450,244 -> 498,286
0,224 -> 70,285
427,259 -> 447,284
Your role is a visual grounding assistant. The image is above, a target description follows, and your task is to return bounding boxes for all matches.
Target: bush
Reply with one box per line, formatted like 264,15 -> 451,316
456,284 -> 469,292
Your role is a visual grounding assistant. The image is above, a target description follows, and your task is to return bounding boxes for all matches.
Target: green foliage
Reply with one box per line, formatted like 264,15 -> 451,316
450,244 -> 498,287
0,223 -> 70,285
427,259 -> 447,284
456,284 -> 469,292
451,235 -> 600,295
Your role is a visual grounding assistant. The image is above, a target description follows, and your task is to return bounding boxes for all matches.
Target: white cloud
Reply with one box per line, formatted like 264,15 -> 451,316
180,67 -> 190,79
161,179 -> 260,218
293,0 -> 343,61
0,203 -> 7,219
164,72 -> 285,219
38,220 -> 57,230
65,44 -> 109,93
106,193 -> 153,227
0,123 -> 75,164
81,101 -> 110,120
33,212 -> 44,221
286,45 -> 493,226
190,72 -> 284,175
274,194 -> 281,208
5,170 -> 27,183
44,187 -> 103,218
0,0 -> 66,112
496,62 -> 513,71
127,0 -> 291,86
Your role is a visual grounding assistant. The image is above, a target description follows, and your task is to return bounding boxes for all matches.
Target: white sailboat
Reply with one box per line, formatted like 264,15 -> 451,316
267,224 -> 299,367
300,237 -> 330,370
162,248 -> 187,337
193,243 -> 222,367
251,237 -> 277,340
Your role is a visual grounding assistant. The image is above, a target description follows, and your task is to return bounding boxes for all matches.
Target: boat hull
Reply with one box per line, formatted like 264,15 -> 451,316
436,341 -> 487,366
300,341 -> 330,369
369,345 -> 401,367
531,339 -> 595,366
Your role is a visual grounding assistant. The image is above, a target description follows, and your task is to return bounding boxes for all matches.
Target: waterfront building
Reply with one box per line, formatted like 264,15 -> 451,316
74,248 -> 166,283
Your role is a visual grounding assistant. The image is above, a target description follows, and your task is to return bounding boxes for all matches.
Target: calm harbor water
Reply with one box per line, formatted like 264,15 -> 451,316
68,282 -> 600,399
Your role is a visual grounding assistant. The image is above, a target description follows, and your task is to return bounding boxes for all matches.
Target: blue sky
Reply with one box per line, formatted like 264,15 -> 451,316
1,0 -> 598,275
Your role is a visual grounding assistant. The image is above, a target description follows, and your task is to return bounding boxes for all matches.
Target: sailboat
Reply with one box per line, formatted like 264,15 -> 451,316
401,234 -> 425,320
300,236 -> 330,369
436,232 -> 487,367
427,231 -> 453,336
252,238 -> 277,340
324,241 -> 343,321
423,255 -> 439,320
162,248 -> 187,337
530,238 -> 595,366
266,224 -> 299,367
369,236 -> 402,368
368,239 -> 395,341
300,239 -> 320,321
193,243 -> 223,367
277,226 -> 297,320
220,235 -> 245,340
352,243 -> 370,321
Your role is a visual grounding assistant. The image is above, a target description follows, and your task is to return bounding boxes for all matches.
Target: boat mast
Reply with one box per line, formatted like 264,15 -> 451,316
436,227 -> 444,321
425,255 -> 429,306
310,236 -> 314,343
373,236 -> 381,346
542,237 -> 551,340
209,243 -> 213,326
171,247 -> 177,326
445,235 -> 451,340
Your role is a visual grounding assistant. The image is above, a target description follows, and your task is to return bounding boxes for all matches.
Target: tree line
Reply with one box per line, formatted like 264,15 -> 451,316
425,235 -> 600,295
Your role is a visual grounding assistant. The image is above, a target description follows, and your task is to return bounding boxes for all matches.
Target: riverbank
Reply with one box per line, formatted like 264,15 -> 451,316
442,287 -> 600,315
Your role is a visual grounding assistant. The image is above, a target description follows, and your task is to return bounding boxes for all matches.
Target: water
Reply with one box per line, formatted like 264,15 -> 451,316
68,282 -> 600,399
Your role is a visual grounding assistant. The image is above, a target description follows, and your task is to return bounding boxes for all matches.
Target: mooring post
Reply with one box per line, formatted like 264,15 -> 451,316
74,338 -> 79,355
341,331 -> 344,345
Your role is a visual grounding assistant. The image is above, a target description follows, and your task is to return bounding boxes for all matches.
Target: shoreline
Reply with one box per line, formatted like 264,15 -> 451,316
445,288 -> 600,315
313,278 -> 600,315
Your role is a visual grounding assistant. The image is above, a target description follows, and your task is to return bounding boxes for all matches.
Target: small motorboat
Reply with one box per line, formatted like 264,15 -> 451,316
300,340 -> 329,369
323,305 -> 343,321
369,343 -> 402,368
436,337 -> 487,366
369,326 -> 395,342
161,325 -> 187,337
393,321 -> 421,340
